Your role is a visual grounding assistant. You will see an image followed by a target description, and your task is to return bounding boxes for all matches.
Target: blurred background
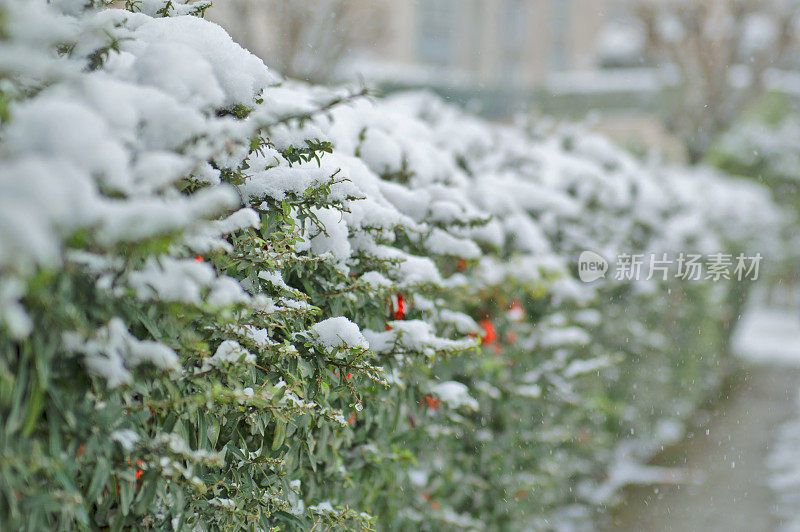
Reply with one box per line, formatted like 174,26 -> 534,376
208,0 -> 800,168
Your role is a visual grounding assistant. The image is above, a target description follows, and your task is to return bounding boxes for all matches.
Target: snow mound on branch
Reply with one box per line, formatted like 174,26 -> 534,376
121,13 -> 279,107
310,317 -> 369,354
431,381 -> 479,411
64,318 -> 181,387
202,340 -> 256,372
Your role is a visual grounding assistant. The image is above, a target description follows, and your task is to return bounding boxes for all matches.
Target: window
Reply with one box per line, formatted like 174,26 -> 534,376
500,0 -> 526,81
551,0 -> 572,70
416,0 -> 456,66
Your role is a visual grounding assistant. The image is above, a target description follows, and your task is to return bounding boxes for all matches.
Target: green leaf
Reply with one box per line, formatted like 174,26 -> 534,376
87,459 -> 111,502
271,420 -> 286,451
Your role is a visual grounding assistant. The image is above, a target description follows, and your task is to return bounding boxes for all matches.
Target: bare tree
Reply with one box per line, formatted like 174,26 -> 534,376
213,0 -> 388,83
628,0 -> 800,160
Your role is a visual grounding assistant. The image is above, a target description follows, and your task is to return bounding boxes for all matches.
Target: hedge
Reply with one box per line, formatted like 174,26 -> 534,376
0,1 -> 783,530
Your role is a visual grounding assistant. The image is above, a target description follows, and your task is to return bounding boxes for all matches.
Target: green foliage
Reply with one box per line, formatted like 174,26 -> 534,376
708,93 -> 800,212
0,1 -> 779,531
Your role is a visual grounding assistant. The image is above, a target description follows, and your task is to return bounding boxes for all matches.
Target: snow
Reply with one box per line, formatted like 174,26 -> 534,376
597,21 -> 646,66
201,340 -> 255,372
127,257 -> 251,308
364,320 -> 477,358
308,502 -> 336,514
439,310 -> 481,335
124,15 -> 279,107
591,442 -> 697,505
242,164 -> 330,202
382,249 -> 443,287
423,228 -> 481,259
231,325 -> 273,348
514,384 -> 542,398
767,388 -> 800,531
430,381 -> 479,411
563,355 -> 620,378
185,208 -> 260,253
0,1 -> 788,527
111,429 -> 141,452
537,326 -> 592,349
359,271 -> 393,289
98,188 -> 239,245
207,276 -> 250,307
546,68 -> 674,95
208,498 -> 236,509
310,317 -> 369,355
310,207 -> 353,268
64,318 -> 181,387
741,12 -> 779,54
715,112 -> 800,182
732,306 -> 800,366
0,279 -> 33,338
0,1 -> 274,306
127,257 -> 213,305
725,301 -> 800,530
6,97 -> 127,188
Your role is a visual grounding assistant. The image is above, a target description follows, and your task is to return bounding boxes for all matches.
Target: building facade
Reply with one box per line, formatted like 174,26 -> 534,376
209,0 -> 611,89
375,0 -> 610,89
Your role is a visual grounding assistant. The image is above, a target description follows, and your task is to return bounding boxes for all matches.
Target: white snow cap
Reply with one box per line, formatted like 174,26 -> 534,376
430,381 -> 479,411
310,317 -> 370,355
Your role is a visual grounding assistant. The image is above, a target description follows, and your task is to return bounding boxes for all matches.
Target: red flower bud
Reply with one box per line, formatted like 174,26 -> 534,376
393,294 -> 406,320
420,394 -> 441,410
479,319 -> 497,344
135,460 -> 144,480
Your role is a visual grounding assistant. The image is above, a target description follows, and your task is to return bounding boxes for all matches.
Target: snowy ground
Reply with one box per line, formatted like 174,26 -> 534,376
608,303 -> 800,531
732,306 -> 800,367
766,389 -> 800,532
735,304 -> 800,532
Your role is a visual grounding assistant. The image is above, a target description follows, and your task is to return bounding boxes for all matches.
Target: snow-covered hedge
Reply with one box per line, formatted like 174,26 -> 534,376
0,1 -> 782,530
709,94 -> 800,213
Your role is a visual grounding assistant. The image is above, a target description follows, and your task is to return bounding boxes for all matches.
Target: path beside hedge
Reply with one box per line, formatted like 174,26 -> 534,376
607,365 -> 800,531
606,306 -> 800,532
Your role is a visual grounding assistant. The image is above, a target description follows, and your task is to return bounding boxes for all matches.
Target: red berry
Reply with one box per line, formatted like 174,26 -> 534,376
393,294 -> 406,320
479,319 -> 497,344
420,394 -> 441,410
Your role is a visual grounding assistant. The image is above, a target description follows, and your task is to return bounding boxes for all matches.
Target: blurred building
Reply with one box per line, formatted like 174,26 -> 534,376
349,0 -> 612,90
208,0 -> 688,161
209,0 -> 612,90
